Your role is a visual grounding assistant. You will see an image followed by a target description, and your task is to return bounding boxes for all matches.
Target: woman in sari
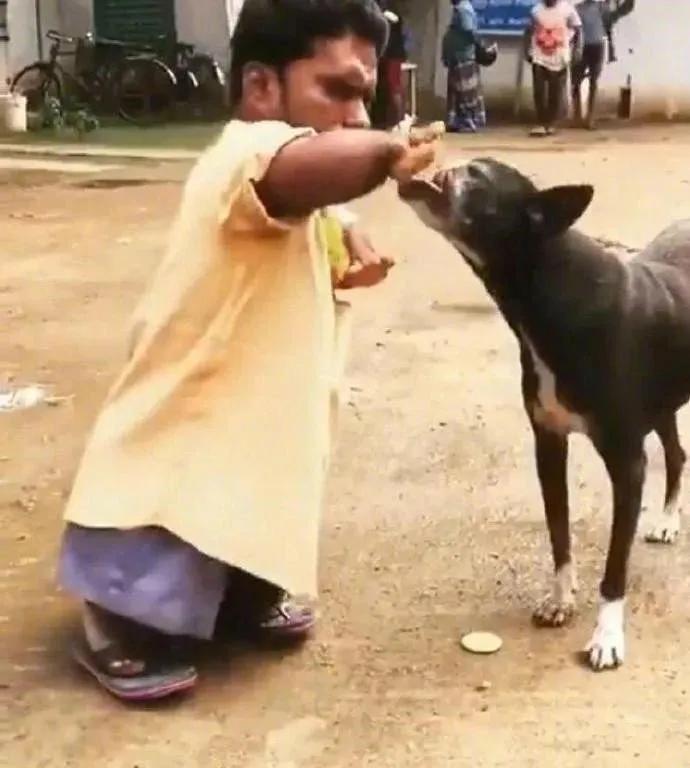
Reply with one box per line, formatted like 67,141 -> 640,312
442,0 -> 486,133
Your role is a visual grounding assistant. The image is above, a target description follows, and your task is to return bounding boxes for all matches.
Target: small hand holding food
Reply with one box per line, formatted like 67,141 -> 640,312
338,227 -> 394,289
388,121 -> 445,185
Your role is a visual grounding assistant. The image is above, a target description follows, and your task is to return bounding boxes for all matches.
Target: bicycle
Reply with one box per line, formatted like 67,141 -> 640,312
101,34 -> 178,125
11,31 -> 101,123
172,42 -> 227,121
11,30 -> 177,126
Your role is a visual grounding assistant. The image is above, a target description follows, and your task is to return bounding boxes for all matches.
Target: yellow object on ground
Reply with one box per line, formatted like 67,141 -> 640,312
318,213 -> 351,284
461,631 -> 503,655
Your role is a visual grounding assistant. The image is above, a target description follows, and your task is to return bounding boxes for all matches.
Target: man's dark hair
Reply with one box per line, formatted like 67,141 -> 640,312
230,0 -> 389,103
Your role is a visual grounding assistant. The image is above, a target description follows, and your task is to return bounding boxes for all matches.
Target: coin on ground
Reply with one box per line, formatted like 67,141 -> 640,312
460,631 -> 503,655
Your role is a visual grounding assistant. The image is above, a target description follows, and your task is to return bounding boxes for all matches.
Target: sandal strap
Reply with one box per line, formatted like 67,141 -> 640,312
90,644 -> 147,678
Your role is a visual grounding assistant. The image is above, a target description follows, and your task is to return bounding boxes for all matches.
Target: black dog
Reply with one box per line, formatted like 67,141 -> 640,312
400,159 -> 690,670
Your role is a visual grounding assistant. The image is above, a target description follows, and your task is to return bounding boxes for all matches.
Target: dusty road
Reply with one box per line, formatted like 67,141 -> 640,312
1,127 -> 690,767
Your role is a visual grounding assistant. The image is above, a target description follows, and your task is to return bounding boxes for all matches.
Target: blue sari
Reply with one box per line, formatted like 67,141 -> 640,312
442,1 -> 487,132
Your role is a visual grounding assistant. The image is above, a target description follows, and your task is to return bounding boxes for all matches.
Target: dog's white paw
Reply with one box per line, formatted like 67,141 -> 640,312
645,508 -> 680,545
585,599 -> 625,671
533,563 -> 577,627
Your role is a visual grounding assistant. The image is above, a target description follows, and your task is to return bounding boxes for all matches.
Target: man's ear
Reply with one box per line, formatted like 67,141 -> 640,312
241,63 -> 283,119
526,185 -> 594,238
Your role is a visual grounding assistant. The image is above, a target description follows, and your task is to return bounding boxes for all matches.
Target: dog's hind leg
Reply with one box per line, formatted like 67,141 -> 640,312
531,426 -> 577,628
645,412 -> 685,545
586,442 -> 646,670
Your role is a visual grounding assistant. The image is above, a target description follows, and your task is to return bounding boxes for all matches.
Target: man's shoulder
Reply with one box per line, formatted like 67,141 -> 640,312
216,119 -> 308,153
185,119 -> 312,199
200,119 -> 312,174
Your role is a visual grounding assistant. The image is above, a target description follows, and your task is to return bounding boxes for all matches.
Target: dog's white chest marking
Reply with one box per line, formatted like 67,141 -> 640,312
522,334 -> 588,436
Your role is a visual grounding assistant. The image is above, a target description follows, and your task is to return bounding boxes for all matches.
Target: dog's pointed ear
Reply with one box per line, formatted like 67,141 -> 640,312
526,185 -> 594,238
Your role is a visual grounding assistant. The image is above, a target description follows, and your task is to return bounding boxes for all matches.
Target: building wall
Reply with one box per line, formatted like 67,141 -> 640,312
429,0 -> 690,121
6,0 -> 92,79
7,0 -> 39,77
175,0 -> 230,67
55,0 -> 90,37
10,1 -> 688,121
404,0 -> 438,93
225,0 -> 245,41
610,0 -> 690,118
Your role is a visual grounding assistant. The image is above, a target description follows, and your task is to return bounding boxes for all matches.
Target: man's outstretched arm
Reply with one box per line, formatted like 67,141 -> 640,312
255,129 -> 438,219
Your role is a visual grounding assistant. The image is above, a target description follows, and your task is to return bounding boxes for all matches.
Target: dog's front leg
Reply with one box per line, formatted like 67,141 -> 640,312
587,444 -> 647,670
531,425 -> 577,627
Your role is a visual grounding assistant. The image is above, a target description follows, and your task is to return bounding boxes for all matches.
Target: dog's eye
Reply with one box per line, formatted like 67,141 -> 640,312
463,185 -> 498,220
467,164 -> 482,180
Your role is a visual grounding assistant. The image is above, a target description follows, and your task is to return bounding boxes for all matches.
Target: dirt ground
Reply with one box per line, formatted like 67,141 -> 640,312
1,126 -> 690,767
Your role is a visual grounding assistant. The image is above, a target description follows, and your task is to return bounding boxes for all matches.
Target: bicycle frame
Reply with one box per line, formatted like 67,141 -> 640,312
41,36 -> 89,98
15,29 -> 216,124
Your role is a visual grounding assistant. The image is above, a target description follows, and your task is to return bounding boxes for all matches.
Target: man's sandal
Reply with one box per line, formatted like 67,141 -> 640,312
215,592 -> 316,645
72,637 -> 198,701
253,596 -> 316,643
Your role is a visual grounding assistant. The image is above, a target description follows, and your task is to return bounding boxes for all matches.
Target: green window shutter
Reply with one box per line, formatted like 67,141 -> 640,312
93,0 -> 176,44
0,1 -> 8,42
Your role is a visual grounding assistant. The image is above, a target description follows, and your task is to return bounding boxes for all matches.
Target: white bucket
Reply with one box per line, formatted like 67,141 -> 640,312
0,93 -> 28,132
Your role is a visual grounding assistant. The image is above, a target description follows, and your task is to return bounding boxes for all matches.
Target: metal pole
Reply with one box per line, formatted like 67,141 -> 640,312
35,0 -> 42,59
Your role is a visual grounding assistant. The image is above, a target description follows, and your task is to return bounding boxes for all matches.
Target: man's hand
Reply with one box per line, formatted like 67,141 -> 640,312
337,227 -> 394,290
388,124 -> 443,186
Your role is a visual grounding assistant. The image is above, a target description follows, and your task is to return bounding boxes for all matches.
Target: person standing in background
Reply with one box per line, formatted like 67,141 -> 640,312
572,0 -> 608,129
524,0 -> 582,137
572,0 -> 636,129
442,0 -> 486,133
371,2 -> 407,129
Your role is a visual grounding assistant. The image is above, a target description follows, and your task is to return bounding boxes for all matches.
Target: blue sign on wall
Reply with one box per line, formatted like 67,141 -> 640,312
473,0 -> 537,36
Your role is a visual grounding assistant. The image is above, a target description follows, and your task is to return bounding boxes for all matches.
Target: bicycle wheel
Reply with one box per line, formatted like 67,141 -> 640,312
93,60 -> 124,115
11,64 -> 62,124
189,55 -> 227,120
114,56 -> 176,125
